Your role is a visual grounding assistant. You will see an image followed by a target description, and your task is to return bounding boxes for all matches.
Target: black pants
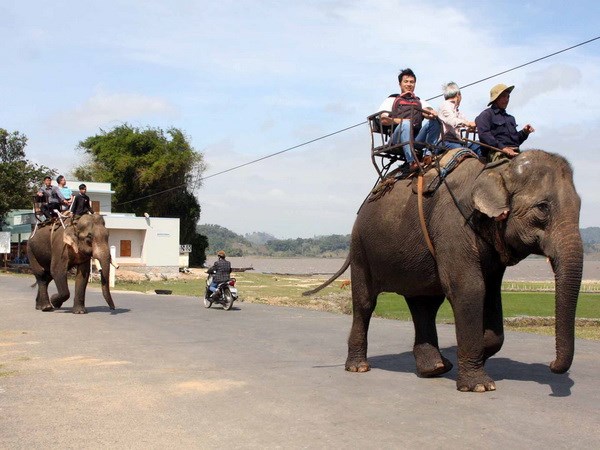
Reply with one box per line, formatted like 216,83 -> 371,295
41,202 -> 61,219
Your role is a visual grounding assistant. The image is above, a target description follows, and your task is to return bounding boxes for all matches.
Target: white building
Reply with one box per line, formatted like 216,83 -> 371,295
2,180 -> 187,276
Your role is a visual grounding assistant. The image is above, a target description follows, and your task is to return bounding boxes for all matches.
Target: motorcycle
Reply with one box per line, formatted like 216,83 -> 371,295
204,274 -> 238,310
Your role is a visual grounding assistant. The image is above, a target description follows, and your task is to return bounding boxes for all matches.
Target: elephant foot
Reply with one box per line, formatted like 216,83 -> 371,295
345,358 -> 370,373
414,344 -> 453,378
51,299 -> 65,310
41,304 -> 55,312
456,370 -> 496,393
72,306 -> 88,314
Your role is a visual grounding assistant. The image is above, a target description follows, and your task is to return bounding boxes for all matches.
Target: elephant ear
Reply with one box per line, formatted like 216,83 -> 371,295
63,225 -> 79,253
472,169 -> 510,220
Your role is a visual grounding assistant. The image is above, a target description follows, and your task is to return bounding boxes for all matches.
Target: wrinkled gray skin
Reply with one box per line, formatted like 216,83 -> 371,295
306,150 -> 583,392
27,214 -> 116,314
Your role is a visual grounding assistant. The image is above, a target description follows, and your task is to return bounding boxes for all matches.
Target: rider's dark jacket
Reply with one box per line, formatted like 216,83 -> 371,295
475,105 -> 529,150
208,258 -> 232,283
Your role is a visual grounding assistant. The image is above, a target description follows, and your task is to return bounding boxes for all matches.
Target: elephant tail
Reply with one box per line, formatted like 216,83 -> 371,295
302,255 -> 351,296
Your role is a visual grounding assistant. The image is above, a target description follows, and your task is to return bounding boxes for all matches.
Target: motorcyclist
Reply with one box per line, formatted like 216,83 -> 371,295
207,250 -> 232,299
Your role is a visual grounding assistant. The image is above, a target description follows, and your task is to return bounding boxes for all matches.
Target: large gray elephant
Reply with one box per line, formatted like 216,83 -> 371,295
305,150 -> 583,392
27,214 -> 116,314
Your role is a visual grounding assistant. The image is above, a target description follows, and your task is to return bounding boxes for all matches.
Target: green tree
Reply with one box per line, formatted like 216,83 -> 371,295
0,128 -> 55,223
74,124 -> 208,264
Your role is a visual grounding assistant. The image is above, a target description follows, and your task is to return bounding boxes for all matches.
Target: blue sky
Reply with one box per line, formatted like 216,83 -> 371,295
2,1 -> 599,238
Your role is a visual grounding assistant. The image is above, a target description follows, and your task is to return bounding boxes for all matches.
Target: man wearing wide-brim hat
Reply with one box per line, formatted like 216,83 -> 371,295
475,83 -> 535,162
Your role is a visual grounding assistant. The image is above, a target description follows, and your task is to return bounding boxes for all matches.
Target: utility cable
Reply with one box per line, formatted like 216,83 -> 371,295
115,35 -> 599,206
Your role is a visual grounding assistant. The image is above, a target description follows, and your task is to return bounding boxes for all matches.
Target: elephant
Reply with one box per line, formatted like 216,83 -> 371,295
27,214 -> 116,314
305,150 -> 583,392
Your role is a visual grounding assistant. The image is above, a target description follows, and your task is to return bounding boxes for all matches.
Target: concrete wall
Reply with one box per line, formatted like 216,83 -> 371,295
103,215 -> 180,268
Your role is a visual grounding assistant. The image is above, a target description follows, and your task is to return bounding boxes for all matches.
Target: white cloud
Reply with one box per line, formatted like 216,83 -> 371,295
509,64 -> 583,108
48,90 -> 178,132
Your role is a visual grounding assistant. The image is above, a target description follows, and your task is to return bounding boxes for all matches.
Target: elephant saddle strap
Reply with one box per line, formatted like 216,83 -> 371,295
417,174 -> 436,257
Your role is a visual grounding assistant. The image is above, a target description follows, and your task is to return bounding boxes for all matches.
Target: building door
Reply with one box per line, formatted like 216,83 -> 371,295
91,201 -> 100,213
120,240 -> 132,257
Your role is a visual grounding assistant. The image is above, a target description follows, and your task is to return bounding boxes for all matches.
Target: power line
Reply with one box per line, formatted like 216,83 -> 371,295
425,35 -> 600,102
116,35 -> 599,207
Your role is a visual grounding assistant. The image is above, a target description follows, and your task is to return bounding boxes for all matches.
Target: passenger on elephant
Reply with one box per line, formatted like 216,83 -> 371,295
71,184 -> 95,217
37,176 -> 68,220
475,83 -> 535,162
438,82 -> 481,156
207,250 -> 232,299
378,68 -> 441,171
56,175 -> 73,212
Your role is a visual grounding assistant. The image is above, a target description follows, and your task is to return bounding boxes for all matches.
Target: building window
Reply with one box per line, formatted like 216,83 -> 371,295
120,240 -> 131,257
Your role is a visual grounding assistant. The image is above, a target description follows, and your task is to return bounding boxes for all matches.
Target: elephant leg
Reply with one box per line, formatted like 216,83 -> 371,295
50,272 -> 70,310
483,275 -> 504,361
406,295 -> 453,377
448,283 -> 496,392
35,275 -> 54,311
71,262 -> 90,314
29,255 -> 53,311
346,264 -> 376,373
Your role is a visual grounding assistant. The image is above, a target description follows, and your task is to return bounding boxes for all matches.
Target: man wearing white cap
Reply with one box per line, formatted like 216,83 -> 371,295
475,83 -> 535,162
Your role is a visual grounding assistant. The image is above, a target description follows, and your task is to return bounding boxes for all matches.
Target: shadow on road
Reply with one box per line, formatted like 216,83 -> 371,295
55,306 -> 131,315
486,357 -> 574,397
369,347 -> 574,397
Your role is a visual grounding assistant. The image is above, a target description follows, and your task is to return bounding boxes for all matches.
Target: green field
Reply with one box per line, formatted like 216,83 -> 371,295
375,292 -> 600,321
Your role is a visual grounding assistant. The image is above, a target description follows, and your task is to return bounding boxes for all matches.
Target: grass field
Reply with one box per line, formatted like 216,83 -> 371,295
104,271 -> 600,340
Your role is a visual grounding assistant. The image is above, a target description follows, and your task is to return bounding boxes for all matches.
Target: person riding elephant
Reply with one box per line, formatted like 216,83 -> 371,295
305,150 -> 583,392
27,214 -> 116,314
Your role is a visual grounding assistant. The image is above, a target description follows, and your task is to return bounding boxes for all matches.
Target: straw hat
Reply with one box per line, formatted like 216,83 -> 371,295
488,83 -> 514,106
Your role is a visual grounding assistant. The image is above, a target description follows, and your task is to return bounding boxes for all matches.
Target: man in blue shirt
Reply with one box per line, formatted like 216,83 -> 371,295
475,84 -> 535,162
37,176 -> 68,219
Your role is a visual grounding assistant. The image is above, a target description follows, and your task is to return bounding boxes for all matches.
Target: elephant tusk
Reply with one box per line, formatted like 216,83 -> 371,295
94,259 -> 102,271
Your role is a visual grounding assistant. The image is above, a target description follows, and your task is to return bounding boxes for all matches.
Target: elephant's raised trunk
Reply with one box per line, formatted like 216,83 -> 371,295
547,230 -> 583,374
97,252 -> 116,310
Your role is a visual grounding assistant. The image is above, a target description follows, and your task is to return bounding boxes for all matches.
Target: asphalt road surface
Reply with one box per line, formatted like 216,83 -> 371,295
1,273 -> 599,449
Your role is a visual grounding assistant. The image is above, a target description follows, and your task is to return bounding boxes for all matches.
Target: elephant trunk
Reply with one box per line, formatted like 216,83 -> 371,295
97,252 -> 116,310
547,230 -> 583,374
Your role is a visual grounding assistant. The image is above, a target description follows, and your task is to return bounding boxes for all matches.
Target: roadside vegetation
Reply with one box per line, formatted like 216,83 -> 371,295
110,271 -> 600,340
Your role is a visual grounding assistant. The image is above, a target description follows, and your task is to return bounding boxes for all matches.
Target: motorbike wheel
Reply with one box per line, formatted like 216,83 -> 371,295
203,296 -> 212,308
222,290 -> 234,310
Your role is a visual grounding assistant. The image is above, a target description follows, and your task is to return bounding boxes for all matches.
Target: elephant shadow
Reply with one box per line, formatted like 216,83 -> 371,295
56,306 -> 131,315
369,347 -> 574,397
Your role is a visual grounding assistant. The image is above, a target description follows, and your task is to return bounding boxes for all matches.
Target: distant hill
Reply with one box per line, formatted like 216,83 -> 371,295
197,224 -> 350,257
196,224 -> 254,256
197,225 -> 600,257
245,231 -> 276,246
581,227 -> 600,253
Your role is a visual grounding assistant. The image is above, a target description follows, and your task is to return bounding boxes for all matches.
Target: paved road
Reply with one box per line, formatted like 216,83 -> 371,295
1,273 -> 599,449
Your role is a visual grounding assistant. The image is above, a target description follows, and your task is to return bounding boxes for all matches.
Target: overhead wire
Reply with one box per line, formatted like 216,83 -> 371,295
115,35 -> 600,207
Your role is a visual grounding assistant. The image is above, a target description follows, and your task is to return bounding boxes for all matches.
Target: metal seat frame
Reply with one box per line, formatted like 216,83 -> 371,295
368,107 -> 444,180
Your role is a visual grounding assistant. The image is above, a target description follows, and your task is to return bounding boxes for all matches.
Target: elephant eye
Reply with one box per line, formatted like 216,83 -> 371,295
535,201 -> 550,214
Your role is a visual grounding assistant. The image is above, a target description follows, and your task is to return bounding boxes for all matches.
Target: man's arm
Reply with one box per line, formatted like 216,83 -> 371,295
52,186 -> 67,204
517,124 -> 535,145
475,109 -> 500,148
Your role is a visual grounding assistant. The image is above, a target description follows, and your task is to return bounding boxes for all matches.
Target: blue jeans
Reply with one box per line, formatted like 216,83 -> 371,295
391,119 -> 441,163
209,281 -> 219,292
443,140 -> 482,157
